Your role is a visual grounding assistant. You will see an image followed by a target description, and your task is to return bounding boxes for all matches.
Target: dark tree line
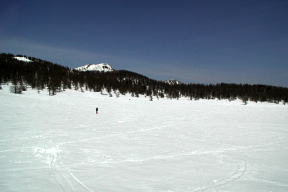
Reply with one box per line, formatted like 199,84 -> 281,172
1,53 -> 288,104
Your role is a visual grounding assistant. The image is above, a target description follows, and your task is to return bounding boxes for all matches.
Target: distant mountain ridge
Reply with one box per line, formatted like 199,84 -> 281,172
1,53 -> 288,104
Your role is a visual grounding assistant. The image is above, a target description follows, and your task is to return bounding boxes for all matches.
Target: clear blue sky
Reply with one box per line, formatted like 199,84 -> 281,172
1,0 -> 288,87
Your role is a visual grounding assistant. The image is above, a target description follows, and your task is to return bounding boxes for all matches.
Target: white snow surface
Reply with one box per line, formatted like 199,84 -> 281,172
75,63 -> 114,72
0,85 -> 288,192
13,56 -> 33,62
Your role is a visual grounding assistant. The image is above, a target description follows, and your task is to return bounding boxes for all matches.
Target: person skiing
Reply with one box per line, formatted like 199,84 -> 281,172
96,107 -> 98,114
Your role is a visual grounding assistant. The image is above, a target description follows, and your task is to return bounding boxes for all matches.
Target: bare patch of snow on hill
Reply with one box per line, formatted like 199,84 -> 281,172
13,56 -> 32,62
164,79 -> 183,85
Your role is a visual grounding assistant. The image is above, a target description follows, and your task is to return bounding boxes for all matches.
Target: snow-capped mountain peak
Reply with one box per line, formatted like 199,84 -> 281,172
75,63 -> 114,72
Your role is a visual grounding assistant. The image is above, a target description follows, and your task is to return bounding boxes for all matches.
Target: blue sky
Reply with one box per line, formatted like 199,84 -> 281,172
1,0 -> 288,87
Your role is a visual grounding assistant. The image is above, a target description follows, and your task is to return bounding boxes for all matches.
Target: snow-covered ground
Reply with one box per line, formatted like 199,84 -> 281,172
0,85 -> 287,192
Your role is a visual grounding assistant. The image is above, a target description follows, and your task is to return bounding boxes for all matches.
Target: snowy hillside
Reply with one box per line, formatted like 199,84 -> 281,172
0,85 -> 288,192
75,63 -> 114,72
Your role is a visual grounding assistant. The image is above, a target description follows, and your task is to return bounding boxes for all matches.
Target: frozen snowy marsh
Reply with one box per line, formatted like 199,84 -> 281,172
0,86 -> 288,192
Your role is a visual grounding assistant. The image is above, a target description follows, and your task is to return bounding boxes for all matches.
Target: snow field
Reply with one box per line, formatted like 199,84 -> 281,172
0,85 -> 288,192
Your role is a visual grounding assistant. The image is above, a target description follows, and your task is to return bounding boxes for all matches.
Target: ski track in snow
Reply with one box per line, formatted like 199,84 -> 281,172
192,161 -> 247,192
58,151 -> 95,192
0,86 -> 288,192
31,143 -> 95,192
